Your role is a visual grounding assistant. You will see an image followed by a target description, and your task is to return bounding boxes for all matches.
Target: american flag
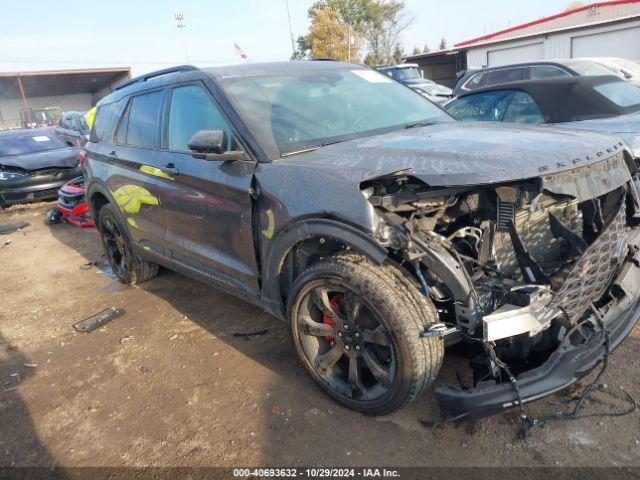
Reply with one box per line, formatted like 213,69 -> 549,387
233,43 -> 249,60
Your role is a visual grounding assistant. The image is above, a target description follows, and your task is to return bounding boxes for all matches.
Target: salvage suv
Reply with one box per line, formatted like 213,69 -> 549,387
85,62 -> 640,419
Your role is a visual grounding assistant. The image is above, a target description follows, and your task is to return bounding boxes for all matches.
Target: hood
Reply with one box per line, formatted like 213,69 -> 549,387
554,113 -> 640,155
279,121 -> 626,187
0,147 -> 80,171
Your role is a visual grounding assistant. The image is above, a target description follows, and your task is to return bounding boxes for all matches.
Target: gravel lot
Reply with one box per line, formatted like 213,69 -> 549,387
1,202 -> 639,469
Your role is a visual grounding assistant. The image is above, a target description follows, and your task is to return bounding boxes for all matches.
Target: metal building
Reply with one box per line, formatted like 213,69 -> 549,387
405,0 -> 640,86
0,67 -> 131,129
459,0 -> 640,67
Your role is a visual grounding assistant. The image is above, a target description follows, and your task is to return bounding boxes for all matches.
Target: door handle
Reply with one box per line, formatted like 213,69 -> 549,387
162,163 -> 180,175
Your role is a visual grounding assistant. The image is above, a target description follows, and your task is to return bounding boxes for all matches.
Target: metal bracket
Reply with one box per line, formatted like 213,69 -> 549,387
420,323 -> 458,338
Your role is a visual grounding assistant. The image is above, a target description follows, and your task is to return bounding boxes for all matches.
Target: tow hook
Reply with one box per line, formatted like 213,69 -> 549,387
420,323 -> 458,338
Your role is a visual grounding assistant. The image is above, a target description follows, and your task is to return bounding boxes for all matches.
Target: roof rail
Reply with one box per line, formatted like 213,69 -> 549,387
114,65 -> 199,91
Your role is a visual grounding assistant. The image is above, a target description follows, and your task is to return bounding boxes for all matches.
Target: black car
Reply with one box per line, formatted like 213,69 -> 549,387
85,62 -> 640,420
445,75 -> 640,156
56,111 -> 90,147
0,129 -> 83,208
453,59 -> 618,97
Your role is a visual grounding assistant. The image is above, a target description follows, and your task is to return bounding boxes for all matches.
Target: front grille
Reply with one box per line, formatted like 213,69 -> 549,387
549,201 -> 628,322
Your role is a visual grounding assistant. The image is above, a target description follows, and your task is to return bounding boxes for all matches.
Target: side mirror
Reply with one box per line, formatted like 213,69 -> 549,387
188,129 -> 228,155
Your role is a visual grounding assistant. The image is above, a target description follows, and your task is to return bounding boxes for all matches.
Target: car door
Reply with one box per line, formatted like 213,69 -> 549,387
107,89 -> 171,258
155,82 -> 260,292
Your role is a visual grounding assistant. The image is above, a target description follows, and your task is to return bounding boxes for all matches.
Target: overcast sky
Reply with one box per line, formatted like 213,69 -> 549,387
1,0 -> 574,75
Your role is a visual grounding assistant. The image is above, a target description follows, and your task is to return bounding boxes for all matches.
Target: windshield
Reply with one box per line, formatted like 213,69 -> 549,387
419,84 -> 453,96
0,131 -> 68,156
609,58 -> 640,78
394,67 -> 422,81
222,67 -> 449,156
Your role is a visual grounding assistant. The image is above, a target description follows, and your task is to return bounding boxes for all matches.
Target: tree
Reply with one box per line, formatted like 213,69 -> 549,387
291,36 -> 310,60
439,37 -> 448,50
412,45 -> 421,55
365,1 -> 413,65
422,44 -> 430,54
306,6 -> 356,62
392,45 -> 404,63
565,1 -> 585,10
308,0 -> 412,66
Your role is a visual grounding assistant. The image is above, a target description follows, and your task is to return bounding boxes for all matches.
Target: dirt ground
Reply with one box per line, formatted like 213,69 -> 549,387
0,202 -> 639,469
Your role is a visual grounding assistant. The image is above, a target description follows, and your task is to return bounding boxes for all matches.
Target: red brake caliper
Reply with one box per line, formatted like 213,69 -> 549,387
323,294 -> 342,348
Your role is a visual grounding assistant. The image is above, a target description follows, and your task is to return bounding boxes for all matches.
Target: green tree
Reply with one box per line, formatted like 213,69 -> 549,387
412,45 -> 421,55
439,37 -> 447,50
291,35 -> 310,60
392,45 -> 404,63
422,44 -> 430,54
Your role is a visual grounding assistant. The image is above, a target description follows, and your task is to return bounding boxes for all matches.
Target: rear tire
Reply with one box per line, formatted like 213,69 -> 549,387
287,253 -> 443,415
97,203 -> 158,284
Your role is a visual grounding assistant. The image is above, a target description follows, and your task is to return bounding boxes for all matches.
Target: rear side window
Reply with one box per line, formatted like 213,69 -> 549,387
464,72 -> 488,90
445,90 -> 514,122
119,91 -> 163,147
167,85 -> 232,152
503,91 -> 545,124
485,67 -> 526,86
90,101 -> 123,143
530,66 -> 571,80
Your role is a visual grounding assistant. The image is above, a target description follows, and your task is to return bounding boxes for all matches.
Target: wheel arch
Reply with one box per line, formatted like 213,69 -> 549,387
86,181 -> 119,226
262,218 -> 389,316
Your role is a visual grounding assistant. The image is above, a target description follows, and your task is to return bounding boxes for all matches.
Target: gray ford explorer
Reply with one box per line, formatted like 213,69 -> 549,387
85,61 -> 640,420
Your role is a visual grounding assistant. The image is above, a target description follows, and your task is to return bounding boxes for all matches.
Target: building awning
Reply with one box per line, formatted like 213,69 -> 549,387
0,67 -> 131,100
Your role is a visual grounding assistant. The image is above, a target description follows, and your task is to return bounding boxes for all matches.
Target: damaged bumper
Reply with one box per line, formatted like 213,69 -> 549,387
435,236 -> 640,421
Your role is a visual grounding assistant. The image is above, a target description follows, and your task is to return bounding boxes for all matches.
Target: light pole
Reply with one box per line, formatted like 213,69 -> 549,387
175,12 -> 190,64
285,0 -> 296,57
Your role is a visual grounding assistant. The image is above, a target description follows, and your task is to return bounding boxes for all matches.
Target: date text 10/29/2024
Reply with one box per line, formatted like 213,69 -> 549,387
233,468 -> 401,478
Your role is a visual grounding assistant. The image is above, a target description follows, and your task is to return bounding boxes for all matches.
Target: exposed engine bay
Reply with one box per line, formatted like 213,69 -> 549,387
363,150 -> 640,398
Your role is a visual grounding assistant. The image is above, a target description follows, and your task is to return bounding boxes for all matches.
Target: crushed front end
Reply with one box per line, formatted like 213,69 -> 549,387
364,149 -> 640,421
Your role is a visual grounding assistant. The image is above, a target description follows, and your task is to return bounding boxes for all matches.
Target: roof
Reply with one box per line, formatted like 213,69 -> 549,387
377,64 -> 419,70
454,74 -> 638,121
0,67 -> 131,101
203,60 -> 364,79
455,0 -> 640,48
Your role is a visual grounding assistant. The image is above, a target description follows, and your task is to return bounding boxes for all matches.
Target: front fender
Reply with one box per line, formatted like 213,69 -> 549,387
261,217 -> 388,308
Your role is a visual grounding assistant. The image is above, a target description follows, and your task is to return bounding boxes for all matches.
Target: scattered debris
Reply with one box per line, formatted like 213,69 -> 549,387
73,307 -> 125,333
139,366 -> 151,375
2,239 -> 11,248
169,334 -> 178,340
10,372 -> 21,383
79,261 -> 97,270
23,362 -> 38,368
0,222 -> 29,235
271,406 -> 281,415
119,336 -> 134,344
233,329 -> 268,340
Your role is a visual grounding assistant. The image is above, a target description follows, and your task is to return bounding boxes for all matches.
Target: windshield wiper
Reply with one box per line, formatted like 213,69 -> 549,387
280,147 -> 319,158
405,120 -> 439,129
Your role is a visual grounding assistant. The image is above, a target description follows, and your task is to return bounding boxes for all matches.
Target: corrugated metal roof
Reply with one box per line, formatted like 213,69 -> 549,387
455,0 -> 640,47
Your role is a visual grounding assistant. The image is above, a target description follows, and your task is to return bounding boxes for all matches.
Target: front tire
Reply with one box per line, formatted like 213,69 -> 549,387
97,203 -> 158,285
287,254 -> 443,415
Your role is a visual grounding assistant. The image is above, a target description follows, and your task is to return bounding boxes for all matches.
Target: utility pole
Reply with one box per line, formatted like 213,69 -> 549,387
286,0 -> 296,57
175,12 -> 190,64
